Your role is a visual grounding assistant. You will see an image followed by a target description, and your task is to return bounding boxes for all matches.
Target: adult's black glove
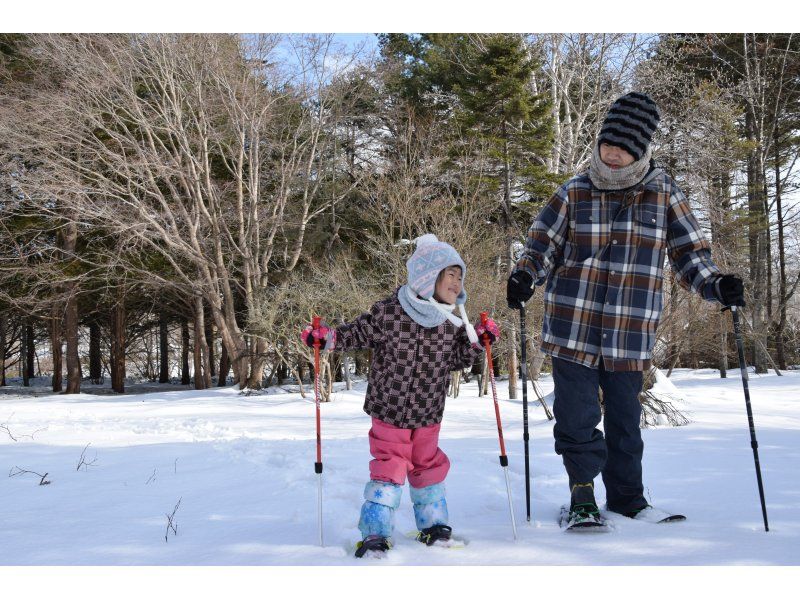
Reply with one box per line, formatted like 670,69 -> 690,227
716,274 -> 745,307
507,270 -> 534,310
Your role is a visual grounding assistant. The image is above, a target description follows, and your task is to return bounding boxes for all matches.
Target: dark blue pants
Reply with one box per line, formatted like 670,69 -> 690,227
551,356 -> 647,513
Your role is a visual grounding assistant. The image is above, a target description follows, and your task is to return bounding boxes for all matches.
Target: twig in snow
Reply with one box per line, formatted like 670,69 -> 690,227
164,497 -> 182,542
174,458 -> 178,474
9,466 -> 51,485
76,443 -> 98,471
145,468 -> 157,485
1,414 -> 46,442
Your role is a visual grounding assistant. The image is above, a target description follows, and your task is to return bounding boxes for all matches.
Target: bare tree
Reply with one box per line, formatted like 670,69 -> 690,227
535,33 -> 655,174
1,34 -> 367,389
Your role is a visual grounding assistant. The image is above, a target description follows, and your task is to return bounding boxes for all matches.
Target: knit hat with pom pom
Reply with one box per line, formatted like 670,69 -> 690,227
405,234 -> 467,305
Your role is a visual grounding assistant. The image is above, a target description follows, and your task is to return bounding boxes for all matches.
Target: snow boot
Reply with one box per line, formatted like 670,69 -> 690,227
354,535 -> 392,558
357,480 -> 402,541
566,481 -> 606,530
416,524 -> 452,546
410,482 -> 449,532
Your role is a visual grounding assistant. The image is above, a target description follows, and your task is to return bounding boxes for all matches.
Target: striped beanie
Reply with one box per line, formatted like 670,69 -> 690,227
598,92 -> 660,161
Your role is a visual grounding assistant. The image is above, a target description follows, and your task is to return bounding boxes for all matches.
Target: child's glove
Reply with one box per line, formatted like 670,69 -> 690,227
475,318 -> 500,345
301,322 -> 335,351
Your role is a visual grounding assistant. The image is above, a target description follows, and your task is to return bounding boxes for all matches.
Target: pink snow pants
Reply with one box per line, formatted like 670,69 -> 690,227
368,418 -> 450,488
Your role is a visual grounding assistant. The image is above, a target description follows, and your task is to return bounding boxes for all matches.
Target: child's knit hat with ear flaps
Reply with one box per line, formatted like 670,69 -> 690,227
405,234 -> 467,305
401,234 -> 478,343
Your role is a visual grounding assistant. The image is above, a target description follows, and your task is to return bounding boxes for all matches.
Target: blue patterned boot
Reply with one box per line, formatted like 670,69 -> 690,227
357,480 -> 402,542
410,482 -> 449,543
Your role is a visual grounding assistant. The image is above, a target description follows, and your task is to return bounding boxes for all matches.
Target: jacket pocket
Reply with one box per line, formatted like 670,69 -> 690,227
635,202 -> 666,249
568,200 -> 603,262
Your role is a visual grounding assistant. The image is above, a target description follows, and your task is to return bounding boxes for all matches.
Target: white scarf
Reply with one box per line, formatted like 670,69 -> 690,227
399,286 -> 479,344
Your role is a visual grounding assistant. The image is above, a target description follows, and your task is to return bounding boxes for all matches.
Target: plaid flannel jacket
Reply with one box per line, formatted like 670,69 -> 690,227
515,168 -> 722,372
334,291 -> 483,428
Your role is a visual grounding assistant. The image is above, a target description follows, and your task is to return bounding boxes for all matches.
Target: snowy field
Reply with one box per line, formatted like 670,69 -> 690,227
0,368 -> 798,570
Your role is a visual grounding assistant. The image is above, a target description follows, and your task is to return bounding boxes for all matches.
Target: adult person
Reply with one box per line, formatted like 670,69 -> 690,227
506,92 -> 745,529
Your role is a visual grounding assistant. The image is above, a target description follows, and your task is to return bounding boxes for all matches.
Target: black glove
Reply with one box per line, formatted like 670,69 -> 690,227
716,274 -> 745,307
507,270 -> 534,310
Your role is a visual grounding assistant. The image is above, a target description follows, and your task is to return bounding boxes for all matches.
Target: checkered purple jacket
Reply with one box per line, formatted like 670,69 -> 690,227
334,291 -> 483,428
515,169 -> 722,372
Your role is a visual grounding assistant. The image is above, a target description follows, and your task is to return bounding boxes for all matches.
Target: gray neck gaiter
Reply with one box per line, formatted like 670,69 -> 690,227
589,143 -> 652,191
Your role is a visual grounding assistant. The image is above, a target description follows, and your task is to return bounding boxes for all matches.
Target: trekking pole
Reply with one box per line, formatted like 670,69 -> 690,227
312,316 -> 324,546
481,312 -> 518,540
519,304 -> 532,522
728,305 -> 769,532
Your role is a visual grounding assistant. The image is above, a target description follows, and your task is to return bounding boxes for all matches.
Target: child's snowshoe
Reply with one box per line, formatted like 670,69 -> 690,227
354,535 -> 391,558
416,524 -> 455,546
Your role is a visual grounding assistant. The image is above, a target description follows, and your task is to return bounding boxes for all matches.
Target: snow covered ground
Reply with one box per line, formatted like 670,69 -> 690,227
0,368 -> 798,567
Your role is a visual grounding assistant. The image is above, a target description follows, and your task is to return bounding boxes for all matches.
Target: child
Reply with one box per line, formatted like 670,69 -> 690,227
302,234 -> 499,557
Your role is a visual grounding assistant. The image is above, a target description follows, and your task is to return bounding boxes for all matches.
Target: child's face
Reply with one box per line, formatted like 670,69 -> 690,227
433,266 -> 463,305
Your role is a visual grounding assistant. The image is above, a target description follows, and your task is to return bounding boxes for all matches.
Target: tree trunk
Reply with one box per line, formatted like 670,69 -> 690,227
159,311 -> 170,383
745,110 -> 769,373
354,354 -> 364,376
109,300 -> 126,393
244,337 -> 267,389
26,321 -> 35,379
0,312 -> 6,386
64,291 -> 81,394
181,318 -> 191,385
50,305 -> 63,392
20,320 -> 28,386
206,301 -> 249,390
192,322 -> 204,390
205,317 -> 216,378
193,296 -> 210,390
89,320 -> 102,384
218,342 -> 230,387
763,173 -> 772,325
774,128 -> 788,371
530,345 -> 546,380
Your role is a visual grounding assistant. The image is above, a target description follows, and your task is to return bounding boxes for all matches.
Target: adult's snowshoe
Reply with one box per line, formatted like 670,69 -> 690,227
560,481 -> 611,532
559,504 -> 611,532
354,535 -> 391,558
620,505 -> 686,524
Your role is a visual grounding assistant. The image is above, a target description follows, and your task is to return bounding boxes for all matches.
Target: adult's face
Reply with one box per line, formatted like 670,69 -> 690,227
599,143 -> 635,169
